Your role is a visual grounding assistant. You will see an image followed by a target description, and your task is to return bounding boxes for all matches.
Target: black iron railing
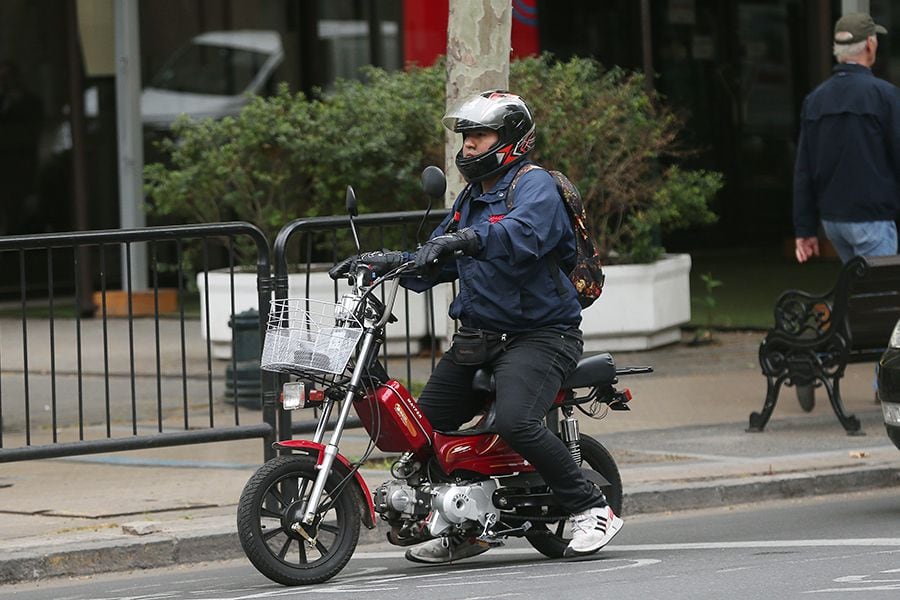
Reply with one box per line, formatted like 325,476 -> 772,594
0,222 -> 276,462
271,209 -> 449,441
0,212 -> 452,463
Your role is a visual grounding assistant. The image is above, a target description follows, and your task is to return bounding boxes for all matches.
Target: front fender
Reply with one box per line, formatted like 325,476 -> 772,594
273,439 -> 376,529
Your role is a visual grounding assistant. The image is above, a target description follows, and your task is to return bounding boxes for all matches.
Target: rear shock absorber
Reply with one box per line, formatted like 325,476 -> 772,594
559,407 -> 582,466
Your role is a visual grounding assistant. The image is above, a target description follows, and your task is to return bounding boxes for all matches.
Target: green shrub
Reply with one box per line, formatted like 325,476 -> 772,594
512,55 -> 721,263
145,55 -> 721,264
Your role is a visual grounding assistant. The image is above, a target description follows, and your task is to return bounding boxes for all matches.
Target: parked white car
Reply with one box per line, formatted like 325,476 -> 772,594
52,30 -> 283,153
140,30 -> 284,129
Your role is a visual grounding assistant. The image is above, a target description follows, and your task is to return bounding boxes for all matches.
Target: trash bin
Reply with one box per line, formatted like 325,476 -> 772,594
225,309 -> 262,408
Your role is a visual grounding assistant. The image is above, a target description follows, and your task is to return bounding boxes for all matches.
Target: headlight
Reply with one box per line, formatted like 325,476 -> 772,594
335,293 -> 360,322
883,402 -> 900,426
890,319 -> 900,349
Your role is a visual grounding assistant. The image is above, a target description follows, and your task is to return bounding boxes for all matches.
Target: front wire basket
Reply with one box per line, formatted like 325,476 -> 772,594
261,298 -> 363,376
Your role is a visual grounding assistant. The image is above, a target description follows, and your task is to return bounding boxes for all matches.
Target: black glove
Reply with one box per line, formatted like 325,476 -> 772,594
328,255 -> 356,280
358,250 -> 405,276
414,228 -> 479,270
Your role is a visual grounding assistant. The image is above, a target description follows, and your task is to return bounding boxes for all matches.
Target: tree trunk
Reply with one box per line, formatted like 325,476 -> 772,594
444,0 -> 511,207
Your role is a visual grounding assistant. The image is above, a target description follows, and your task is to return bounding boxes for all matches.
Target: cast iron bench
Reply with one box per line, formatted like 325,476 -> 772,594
752,255 -> 900,435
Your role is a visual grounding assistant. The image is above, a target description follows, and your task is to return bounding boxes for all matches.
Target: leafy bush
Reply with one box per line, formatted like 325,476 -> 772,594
512,55 -> 721,263
145,55 -> 721,264
145,66 -> 445,247
145,90 -> 317,237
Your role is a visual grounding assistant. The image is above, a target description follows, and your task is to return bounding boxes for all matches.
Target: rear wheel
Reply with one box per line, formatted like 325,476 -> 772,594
237,455 -> 361,586
523,435 -> 622,558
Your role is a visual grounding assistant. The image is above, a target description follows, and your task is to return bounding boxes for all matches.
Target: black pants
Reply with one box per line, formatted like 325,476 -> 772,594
417,326 -> 607,514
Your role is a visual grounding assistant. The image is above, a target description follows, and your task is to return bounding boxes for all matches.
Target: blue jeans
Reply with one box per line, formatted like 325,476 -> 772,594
822,219 -> 896,394
417,326 -> 606,514
821,220 -> 897,264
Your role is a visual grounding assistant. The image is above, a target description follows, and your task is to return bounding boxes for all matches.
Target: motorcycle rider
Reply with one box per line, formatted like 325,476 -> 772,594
402,90 -> 623,563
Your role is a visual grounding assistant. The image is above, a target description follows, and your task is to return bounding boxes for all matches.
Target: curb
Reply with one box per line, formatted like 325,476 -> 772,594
3,466 -> 900,585
0,531 -> 238,585
623,465 -> 900,515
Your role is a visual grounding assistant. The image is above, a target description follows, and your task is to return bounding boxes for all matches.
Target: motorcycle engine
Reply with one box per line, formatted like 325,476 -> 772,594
428,480 -> 499,538
373,479 -> 500,540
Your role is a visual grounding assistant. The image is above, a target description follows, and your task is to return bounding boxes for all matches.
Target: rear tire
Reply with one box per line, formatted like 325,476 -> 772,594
237,455 -> 361,586
523,435 -> 622,558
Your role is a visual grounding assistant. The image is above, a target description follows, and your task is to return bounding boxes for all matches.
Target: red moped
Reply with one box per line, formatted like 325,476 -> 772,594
236,170 -> 651,586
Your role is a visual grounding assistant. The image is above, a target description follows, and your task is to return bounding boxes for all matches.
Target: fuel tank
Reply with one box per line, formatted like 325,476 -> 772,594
354,379 -> 433,453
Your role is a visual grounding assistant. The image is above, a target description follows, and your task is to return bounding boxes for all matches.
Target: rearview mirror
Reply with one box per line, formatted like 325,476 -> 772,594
416,166 -> 446,247
345,185 -> 358,217
345,185 -> 360,251
421,166 -> 447,199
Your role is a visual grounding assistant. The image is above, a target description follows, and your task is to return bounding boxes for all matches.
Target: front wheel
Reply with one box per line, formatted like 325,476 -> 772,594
237,455 -> 362,586
523,434 -> 622,558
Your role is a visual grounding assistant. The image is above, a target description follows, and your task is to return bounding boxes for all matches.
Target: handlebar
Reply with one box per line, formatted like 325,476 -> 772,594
328,251 -> 420,281
328,256 -> 357,280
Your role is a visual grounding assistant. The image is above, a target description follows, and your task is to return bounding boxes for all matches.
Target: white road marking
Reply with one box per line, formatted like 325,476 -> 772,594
418,580 -> 503,589
519,558 -> 661,580
804,558 -> 900,593
88,539 -> 900,600
804,584 -> 900,593
835,575 -> 900,583
352,538 -> 900,560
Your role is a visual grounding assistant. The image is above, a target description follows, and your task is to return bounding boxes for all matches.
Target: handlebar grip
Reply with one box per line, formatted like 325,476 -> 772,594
328,256 -> 356,280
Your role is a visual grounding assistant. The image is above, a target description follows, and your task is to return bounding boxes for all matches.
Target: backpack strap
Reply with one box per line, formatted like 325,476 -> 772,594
443,183 -> 474,234
506,163 -> 544,212
505,163 -> 570,300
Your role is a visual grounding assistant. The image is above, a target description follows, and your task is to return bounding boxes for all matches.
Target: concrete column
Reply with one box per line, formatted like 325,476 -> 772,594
114,0 -> 147,290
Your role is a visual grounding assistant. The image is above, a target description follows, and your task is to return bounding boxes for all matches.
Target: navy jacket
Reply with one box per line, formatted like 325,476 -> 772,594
793,63 -> 900,237
405,161 -> 582,333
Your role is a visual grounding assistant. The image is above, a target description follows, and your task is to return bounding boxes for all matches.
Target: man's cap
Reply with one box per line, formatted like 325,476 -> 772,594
834,12 -> 887,45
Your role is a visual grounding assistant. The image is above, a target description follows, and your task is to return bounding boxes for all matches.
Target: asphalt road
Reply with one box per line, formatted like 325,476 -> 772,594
4,488 -> 899,600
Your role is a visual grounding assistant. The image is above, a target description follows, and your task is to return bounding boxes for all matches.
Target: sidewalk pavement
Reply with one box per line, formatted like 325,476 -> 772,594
1,329 -> 899,584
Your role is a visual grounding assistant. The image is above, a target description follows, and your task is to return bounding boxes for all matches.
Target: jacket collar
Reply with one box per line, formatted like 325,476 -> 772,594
472,160 -> 531,198
833,63 -> 873,76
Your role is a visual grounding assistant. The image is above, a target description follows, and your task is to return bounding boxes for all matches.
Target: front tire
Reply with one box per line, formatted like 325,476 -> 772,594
237,455 -> 362,586
523,435 -> 622,558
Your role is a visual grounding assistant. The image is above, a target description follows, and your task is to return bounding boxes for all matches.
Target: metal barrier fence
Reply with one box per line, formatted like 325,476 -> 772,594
0,212 -> 450,463
0,222 -> 276,463
271,209 -> 449,441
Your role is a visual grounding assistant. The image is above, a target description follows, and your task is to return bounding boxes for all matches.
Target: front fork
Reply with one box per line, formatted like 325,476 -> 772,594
298,329 -> 379,526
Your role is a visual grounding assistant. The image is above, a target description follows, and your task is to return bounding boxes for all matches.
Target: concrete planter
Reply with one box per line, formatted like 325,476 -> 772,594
197,267 -> 450,360
580,253 -> 692,352
198,253 -> 691,358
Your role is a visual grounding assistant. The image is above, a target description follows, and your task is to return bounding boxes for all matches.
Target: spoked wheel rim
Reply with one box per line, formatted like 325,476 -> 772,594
256,471 -> 345,568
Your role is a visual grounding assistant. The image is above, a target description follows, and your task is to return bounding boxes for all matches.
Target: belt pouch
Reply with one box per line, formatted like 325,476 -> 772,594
450,327 -> 505,365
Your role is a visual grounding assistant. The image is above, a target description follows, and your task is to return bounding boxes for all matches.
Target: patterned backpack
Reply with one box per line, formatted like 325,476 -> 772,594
508,164 -> 605,308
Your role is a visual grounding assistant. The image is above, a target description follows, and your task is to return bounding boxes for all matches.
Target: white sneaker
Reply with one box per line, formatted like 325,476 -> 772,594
564,505 -> 623,557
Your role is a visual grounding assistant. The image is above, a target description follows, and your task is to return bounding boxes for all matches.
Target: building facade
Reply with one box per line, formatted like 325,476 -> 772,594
1,0 -> 897,250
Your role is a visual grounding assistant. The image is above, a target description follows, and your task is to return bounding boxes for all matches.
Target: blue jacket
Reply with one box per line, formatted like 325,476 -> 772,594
405,161 -> 582,332
793,63 -> 900,237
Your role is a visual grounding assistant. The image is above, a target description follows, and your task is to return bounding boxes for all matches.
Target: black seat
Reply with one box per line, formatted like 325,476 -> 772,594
562,352 -> 617,388
435,353 -> 618,437
469,352 -> 616,394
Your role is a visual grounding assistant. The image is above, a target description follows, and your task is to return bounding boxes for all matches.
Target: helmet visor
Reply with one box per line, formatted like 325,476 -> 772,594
442,92 -> 525,132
